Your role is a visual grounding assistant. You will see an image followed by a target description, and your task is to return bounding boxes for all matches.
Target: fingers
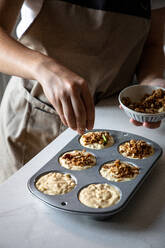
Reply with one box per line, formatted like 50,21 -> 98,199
70,92 -> 87,134
120,104 -> 161,129
58,87 -> 88,134
130,118 -> 143,126
61,96 -> 77,130
130,118 -> 161,129
81,84 -> 95,130
54,100 -> 68,126
67,79 -> 94,134
43,73 -> 94,134
143,121 -> 161,129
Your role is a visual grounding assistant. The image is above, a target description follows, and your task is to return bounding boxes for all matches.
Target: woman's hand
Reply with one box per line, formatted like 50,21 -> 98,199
129,78 -> 165,129
35,56 -> 95,134
130,118 -> 161,129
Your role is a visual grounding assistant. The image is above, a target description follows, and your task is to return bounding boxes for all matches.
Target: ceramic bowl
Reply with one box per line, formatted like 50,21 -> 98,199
118,85 -> 165,123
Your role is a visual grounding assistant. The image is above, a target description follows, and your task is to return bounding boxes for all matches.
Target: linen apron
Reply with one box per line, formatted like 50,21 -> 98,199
0,0 -> 151,183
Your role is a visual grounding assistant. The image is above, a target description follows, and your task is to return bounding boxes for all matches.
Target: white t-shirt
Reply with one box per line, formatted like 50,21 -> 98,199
16,0 -> 165,39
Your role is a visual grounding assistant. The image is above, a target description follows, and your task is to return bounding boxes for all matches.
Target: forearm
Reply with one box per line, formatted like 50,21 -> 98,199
136,43 -> 165,84
0,26 -> 49,81
136,8 -> 165,85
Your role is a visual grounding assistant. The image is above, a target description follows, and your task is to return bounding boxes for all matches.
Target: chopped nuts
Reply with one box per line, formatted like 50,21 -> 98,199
61,150 -> 94,167
59,150 -> 96,170
122,88 -> 165,114
101,160 -> 139,180
119,139 -> 154,159
82,131 -> 111,146
80,131 -> 114,150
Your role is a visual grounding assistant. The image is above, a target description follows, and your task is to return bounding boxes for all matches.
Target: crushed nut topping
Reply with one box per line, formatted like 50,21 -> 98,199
61,150 -> 94,167
102,160 -> 139,178
82,131 -> 110,145
122,88 -> 165,113
119,139 -> 153,159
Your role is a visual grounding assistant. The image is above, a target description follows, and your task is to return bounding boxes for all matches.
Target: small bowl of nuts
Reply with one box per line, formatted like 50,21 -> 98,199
118,84 -> 165,122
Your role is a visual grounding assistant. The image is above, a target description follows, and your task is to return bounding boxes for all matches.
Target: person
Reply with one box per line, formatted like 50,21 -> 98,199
0,0 -> 164,183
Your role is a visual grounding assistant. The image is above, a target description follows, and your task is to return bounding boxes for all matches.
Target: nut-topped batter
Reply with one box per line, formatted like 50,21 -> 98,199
100,160 -> 139,182
59,150 -> 96,170
119,139 -> 154,159
35,172 -> 76,195
80,131 -> 114,149
79,183 -> 120,208
122,88 -> 165,114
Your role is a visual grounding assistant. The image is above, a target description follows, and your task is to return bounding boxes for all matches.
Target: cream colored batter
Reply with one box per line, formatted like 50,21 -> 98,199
35,172 -> 76,195
79,183 -> 120,208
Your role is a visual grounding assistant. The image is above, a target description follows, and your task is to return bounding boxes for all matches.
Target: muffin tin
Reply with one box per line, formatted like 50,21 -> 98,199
27,129 -> 162,219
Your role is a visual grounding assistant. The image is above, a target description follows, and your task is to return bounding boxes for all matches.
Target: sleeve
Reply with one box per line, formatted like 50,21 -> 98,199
16,0 -> 44,39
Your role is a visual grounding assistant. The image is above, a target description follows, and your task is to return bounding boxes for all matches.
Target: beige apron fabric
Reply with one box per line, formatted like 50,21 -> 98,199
0,76 -> 65,182
0,0 -> 150,183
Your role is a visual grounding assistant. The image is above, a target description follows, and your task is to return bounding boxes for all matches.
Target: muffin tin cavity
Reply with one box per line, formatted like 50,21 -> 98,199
118,139 -> 154,159
28,129 -> 162,218
79,131 -> 114,150
58,149 -> 96,170
100,160 -> 140,182
35,171 -> 76,195
78,183 -> 121,208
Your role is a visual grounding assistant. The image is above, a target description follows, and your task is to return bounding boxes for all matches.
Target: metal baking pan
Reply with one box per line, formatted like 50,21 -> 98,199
27,129 -> 162,220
